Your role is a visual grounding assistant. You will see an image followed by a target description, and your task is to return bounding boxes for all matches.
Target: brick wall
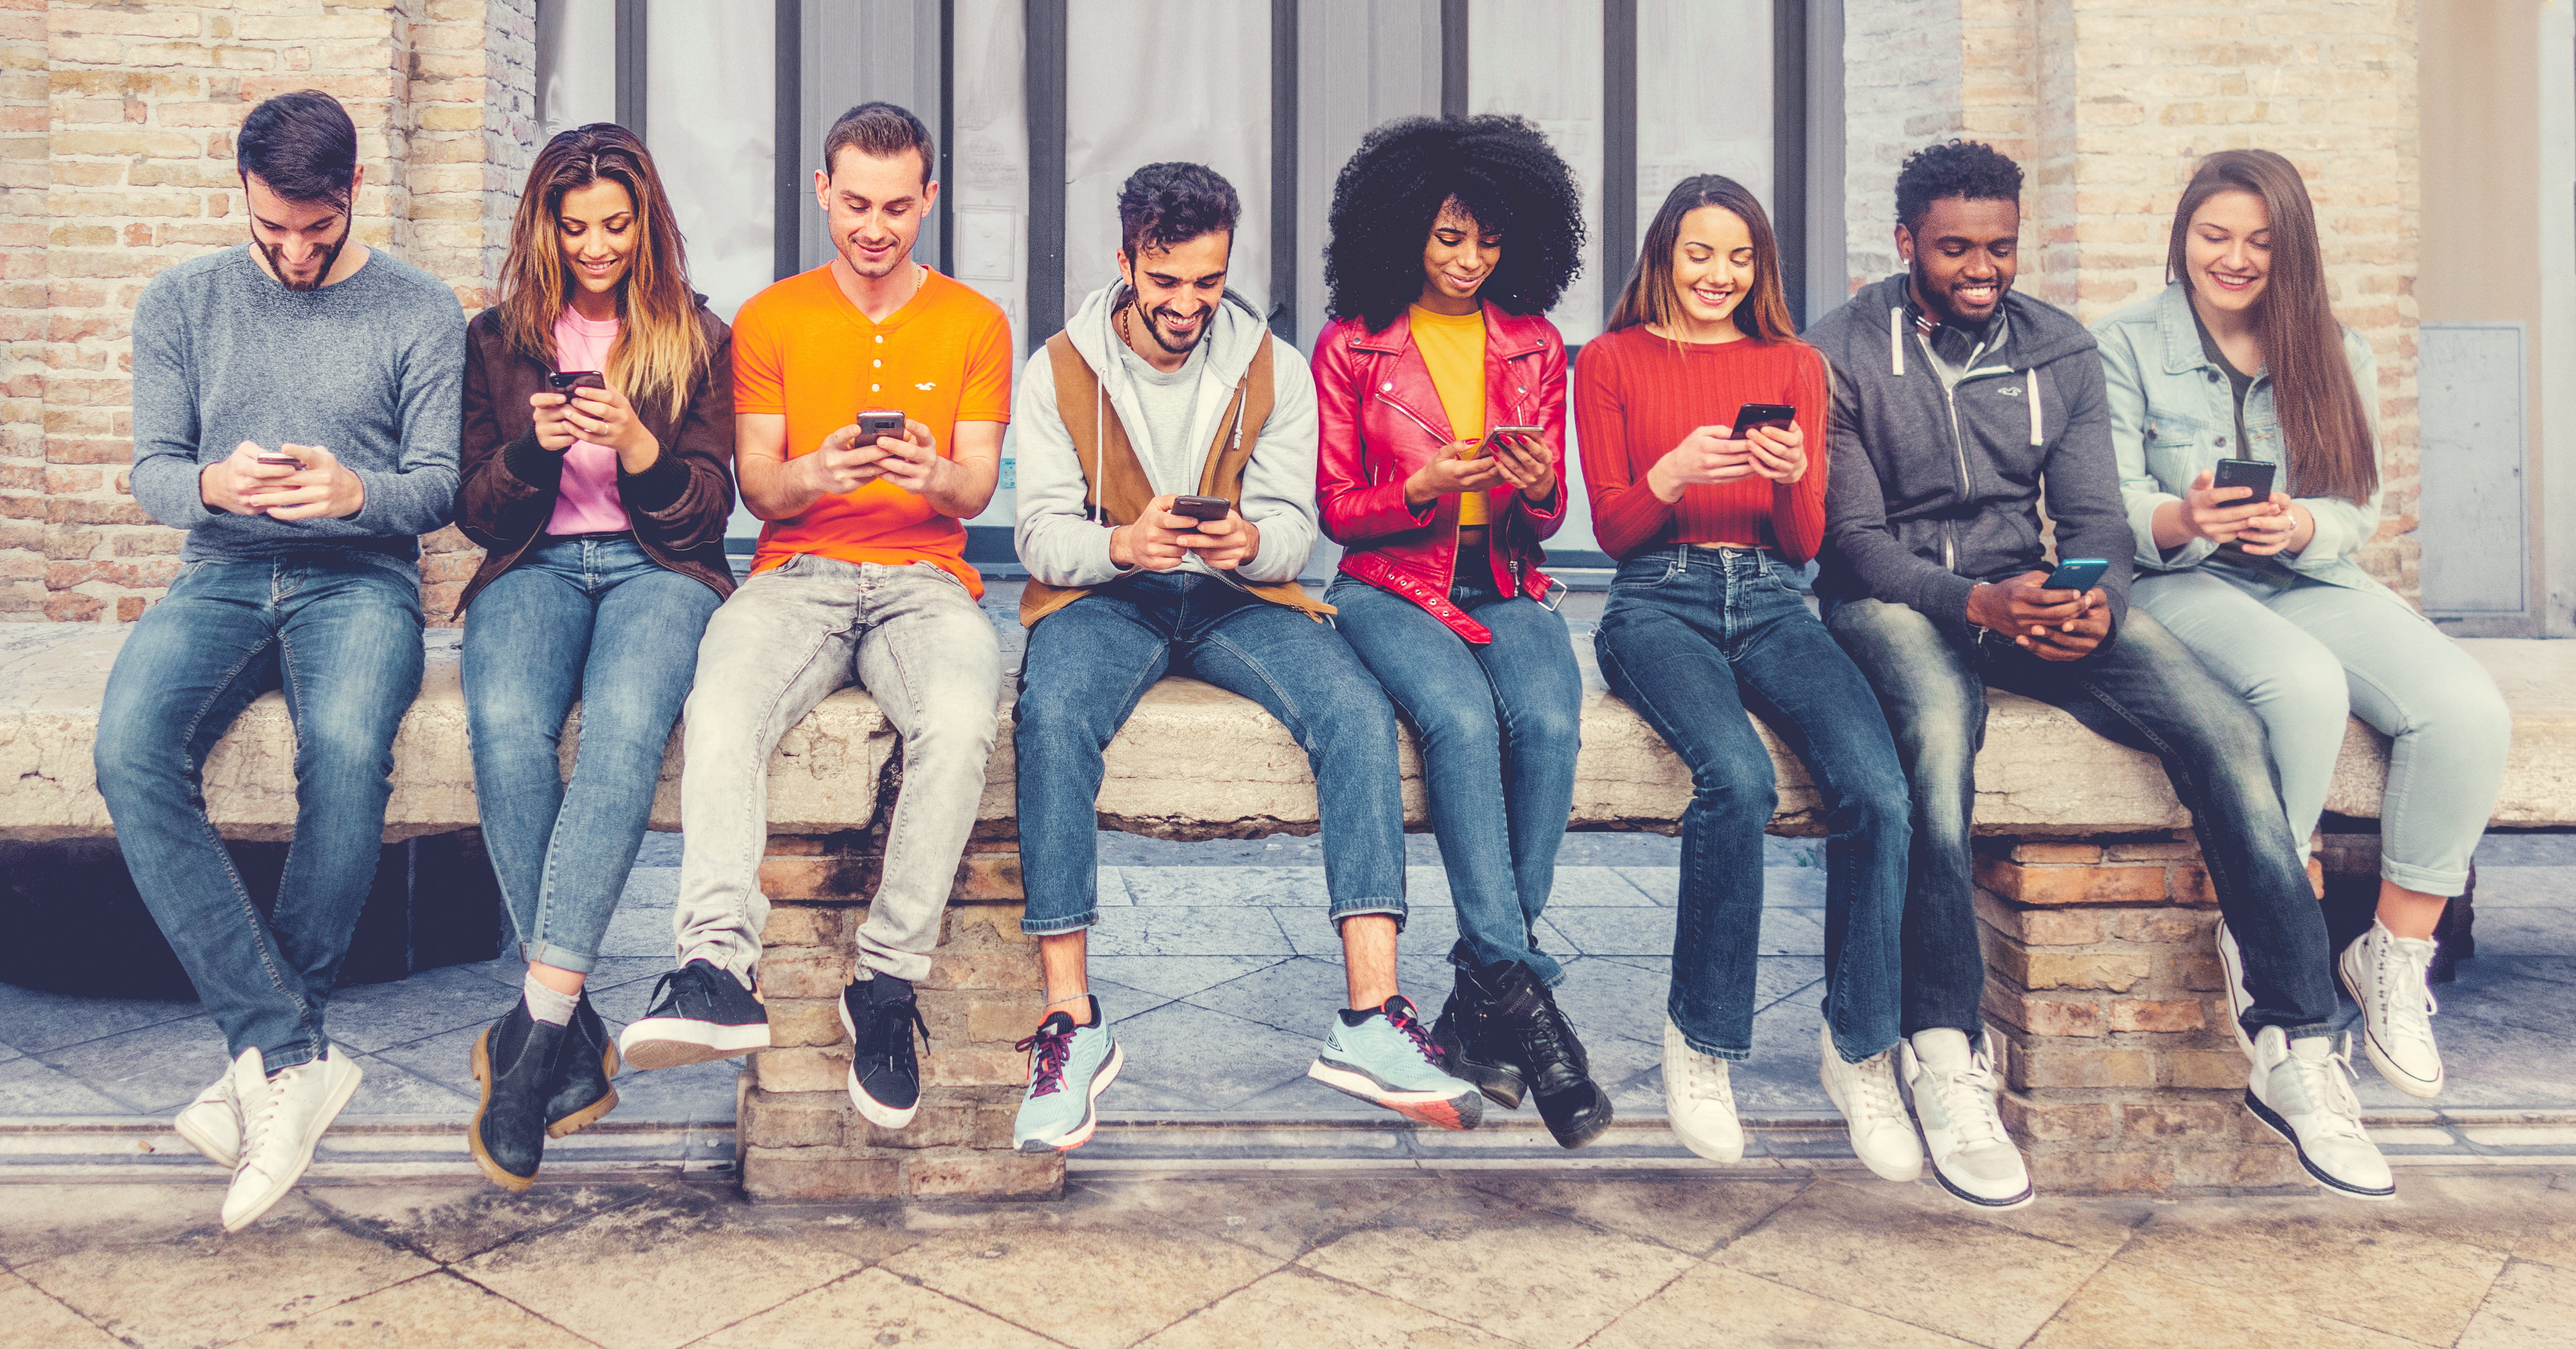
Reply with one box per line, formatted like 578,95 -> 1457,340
0,0 -> 532,625
1841,0 -> 2424,598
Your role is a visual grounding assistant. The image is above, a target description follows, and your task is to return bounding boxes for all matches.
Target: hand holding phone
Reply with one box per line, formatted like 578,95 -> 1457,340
2183,461 -> 2281,545
546,370 -> 609,394
2040,558 -> 2109,594
1406,439 -> 1507,509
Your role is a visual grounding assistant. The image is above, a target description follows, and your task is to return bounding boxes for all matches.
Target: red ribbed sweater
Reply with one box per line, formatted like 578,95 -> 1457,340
1574,328 -> 1831,563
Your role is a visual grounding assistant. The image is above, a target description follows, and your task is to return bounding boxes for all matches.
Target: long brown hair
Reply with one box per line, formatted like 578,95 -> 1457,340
497,124 -> 710,420
1607,174 -> 1799,343
2166,149 -> 2376,503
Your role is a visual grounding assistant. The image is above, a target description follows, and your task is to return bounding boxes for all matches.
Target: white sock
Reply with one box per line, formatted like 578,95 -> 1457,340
1910,1027 -> 1972,1071
522,972 -> 579,1025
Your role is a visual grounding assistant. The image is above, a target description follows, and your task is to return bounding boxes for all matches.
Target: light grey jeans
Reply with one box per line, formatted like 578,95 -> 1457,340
2132,568 -> 2510,897
673,555 -> 1002,983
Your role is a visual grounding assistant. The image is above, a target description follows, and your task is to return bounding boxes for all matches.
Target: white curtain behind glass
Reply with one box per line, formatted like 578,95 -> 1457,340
1638,0 -> 1772,259
953,0 -> 1029,527
535,0 -> 616,140
1063,0 -> 1271,319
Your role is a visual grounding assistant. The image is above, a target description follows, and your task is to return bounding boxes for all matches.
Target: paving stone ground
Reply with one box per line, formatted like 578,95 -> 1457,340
1,1167 -> 2568,1348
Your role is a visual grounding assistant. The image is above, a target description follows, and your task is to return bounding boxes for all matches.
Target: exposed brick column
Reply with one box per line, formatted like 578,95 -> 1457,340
1,1 -> 532,626
740,831 -> 1063,1200
1975,834 -> 2327,1194
1838,0 -> 2422,599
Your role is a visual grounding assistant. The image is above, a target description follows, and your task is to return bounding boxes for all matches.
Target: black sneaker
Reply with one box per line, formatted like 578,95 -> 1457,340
1434,955 -> 1613,1149
617,958 -> 771,1071
840,977 -> 930,1128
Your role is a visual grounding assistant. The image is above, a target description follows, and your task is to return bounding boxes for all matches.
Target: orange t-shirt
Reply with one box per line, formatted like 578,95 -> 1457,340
732,264 -> 1013,594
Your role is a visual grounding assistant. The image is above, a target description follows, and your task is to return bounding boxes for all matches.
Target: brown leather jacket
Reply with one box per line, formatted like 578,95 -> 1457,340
455,301 -> 738,613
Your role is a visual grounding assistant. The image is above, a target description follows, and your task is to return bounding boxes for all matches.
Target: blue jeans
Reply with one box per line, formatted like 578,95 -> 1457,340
1596,547 -> 1911,1063
94,555 -> 426,1072
463,536 -> 723,975
1327,573 -> 1579,985
1015,572 -> 1406,934
1825,596 -> 2337,1038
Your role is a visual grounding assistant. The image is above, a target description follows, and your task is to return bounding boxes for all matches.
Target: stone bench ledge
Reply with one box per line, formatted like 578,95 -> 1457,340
4,625 -> 2570,842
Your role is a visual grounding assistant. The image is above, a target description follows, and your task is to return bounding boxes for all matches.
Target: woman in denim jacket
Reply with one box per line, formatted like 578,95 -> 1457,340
2094,149 -> 2508,1104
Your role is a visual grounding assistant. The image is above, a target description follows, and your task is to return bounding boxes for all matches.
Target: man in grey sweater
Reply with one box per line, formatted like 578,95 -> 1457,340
1005,163 -> 1480,1153
92,91 -> 463,1232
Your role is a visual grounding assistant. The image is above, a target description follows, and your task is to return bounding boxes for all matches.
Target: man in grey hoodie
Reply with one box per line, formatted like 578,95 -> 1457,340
1007,163 -> 1481,1152
93,91 -> 463,1231
1811,141 -> 2386,1207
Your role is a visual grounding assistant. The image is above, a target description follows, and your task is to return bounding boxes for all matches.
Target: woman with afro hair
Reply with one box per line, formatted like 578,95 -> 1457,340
1310,114 -> 1609,1150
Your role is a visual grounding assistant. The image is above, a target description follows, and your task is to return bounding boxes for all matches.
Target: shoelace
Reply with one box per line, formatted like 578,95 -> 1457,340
236,1064 -> 304,1180
1015,1024 -> 1073,1098
863,998 -> 931,1064
2293,1037 -> 2373,1144
1525,984 -> 1585,1075
1384,1001 -> 1442,1064
642,967 -> 699,1019
1674,1041 -> 1734,1107
2373,935 -> 2440,1049
1927,1049 -> 2010,1152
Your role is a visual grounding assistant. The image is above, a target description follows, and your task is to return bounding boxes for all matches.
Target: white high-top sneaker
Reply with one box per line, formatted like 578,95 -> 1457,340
1817,1021 -> 1924,1182
173,1065 -> 241,1169
1902,1028 -> 2032,1210
221,1045 -> 363,1233
2338,920 -> 2444,1098
2245,1027 -> 2394,1201
2215,919 -> 2256,1058
1662,1019 -> 1743,1163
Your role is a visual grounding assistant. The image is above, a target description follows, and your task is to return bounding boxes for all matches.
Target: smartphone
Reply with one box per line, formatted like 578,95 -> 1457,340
2212,457 -> 2276,504
1734,403 -> 1798,435
254,451 -> 302,468
2041,558 -> 2110,593
1477,424 -> 1543,456
1170,494 -> 1232,522
855,410 -> 907,443
546,370 -> 608,393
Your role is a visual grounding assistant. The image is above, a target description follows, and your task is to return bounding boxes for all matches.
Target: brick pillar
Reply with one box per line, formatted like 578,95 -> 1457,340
1839,0 -> 2423,599
738,832 -> 1063,1201
0,0 -> 533,627
1974,835 -> 2325,1194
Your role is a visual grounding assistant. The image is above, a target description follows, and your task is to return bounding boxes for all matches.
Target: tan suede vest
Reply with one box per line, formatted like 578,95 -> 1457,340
1019,328 -> 1333,627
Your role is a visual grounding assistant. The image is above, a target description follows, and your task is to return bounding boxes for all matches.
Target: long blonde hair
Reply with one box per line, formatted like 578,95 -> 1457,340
496,124 -> 709,420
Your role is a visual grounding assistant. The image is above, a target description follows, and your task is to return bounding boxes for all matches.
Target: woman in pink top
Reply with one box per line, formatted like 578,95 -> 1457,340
454,125 -> 736,1191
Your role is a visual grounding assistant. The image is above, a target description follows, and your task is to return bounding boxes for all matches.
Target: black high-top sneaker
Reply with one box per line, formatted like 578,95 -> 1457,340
470,1000 -> 567,1192
1433,962 -> 1530,1110
542,991 -> 621,1140
1436,956 -> 1612,1149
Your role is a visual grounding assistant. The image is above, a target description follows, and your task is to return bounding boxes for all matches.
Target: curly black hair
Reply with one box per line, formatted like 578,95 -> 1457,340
1894,139 -> 2023,234
1323,114 -> 1586,333
1117,161 -> 1241,260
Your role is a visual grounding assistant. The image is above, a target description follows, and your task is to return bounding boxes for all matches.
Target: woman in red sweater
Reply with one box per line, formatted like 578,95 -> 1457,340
1580,176 -> 1916,1181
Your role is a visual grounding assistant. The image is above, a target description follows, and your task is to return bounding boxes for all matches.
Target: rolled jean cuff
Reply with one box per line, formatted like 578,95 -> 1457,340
2287,1022 -> 2333,1042
1020,909 -> 1097,937
1673,1019 -> 1749,1063
1328,897 -> 1406,929
257,1043 -> 322,1075
2380,856 -> 2469,899
1450,938 -> 1566,988
521,941 -> 599,976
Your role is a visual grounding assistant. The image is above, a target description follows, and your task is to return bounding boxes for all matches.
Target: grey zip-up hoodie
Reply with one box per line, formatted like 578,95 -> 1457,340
1012,283 -> 1319,587
1809,273 -> 2135,642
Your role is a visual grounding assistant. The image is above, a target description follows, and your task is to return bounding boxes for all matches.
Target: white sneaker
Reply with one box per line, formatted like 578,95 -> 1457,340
1817,1021 -> 1924,1182
221,1045 -> 363,1233
2338,920 -> 2444,1098
173,1066 -> 240,1169
1662,1019 -> 1743,1163
1902,1028 -> 2032,1210
2215,919 -> 2256,1058
2245,1027 -> 2393,1201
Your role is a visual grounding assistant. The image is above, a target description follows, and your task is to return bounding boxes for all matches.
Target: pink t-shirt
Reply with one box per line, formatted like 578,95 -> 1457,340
546,309 -> 628,535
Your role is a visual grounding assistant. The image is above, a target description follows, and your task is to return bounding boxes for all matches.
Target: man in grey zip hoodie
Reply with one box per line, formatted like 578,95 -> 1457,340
1811,141 -> 2384,1208
1005,163 -> 1481,1154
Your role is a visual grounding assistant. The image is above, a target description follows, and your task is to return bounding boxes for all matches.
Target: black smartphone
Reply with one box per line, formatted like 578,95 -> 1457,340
2212,457 -> 2276,504
546,370 -> 608,393
855,410 -> 907,443
1733,403 -> 1798,435
2041,558 -> 2110,593
1170,494 -> 1232,522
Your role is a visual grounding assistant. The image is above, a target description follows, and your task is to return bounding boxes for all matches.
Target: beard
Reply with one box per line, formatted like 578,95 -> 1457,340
839,232 -> 909,280
1908,258 -> 2006,329
255,221 -> 352,292
1130,296 -> 1209,357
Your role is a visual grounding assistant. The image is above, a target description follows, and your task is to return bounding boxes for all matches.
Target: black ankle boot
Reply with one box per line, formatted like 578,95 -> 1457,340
471,999 -> 566,1192
1436,957 -> 1612,1149
543,991 -> 620,1139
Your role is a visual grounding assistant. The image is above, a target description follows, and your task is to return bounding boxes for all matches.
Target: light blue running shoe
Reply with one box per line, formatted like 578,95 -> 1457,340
1308,996 -> 1484,1130
1012,996 -> 1122,1152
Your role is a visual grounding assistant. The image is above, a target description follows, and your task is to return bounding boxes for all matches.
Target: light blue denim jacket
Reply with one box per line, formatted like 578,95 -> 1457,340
2092,281 -> 2396,604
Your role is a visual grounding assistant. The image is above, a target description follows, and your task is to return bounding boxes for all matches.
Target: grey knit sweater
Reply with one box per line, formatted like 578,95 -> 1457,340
128,244 -> 464,574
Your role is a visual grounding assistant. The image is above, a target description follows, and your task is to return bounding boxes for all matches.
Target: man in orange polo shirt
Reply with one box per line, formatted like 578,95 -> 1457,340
619,104 -> 1010,1137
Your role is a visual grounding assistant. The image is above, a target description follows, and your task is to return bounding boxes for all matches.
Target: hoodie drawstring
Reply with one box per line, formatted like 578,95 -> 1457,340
2027,367 -> 2043,446
1889,306 -> 1904,377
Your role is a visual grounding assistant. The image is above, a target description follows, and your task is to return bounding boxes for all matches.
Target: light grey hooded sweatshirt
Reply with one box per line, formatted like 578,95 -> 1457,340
1012,283 -> 1319,587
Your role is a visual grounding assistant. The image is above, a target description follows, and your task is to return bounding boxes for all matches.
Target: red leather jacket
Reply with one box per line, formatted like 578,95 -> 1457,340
1312,305 -> 1568,644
